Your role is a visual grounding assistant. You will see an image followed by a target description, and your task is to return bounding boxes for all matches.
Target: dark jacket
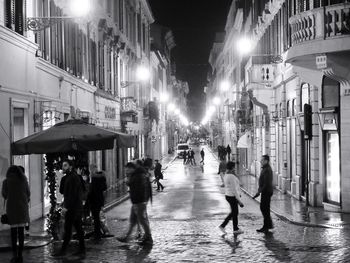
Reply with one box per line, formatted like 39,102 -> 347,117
128,167 -> 151,204
2,174 -> 30,225
88,172 -> 107,208
200,150 -> 205,157
154,163 -> 163,179
63,171 -> 84,211
258,164 -> 274,194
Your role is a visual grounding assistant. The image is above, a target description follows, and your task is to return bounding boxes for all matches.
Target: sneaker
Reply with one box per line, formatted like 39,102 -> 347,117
218,226 -> 227,234
256,227 -> 268,233
233,229 -> 244,234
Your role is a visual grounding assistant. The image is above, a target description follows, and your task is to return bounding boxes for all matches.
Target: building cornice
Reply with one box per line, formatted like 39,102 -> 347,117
36,58 -> 97,94
0,25 -> 38,54
140,0 -> 155,23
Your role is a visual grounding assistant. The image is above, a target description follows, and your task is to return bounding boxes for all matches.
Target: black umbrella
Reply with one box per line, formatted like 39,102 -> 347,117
11,119 -> 135,155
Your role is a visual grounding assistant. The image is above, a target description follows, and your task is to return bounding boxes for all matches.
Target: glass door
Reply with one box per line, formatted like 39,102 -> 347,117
325,132 -> 340,204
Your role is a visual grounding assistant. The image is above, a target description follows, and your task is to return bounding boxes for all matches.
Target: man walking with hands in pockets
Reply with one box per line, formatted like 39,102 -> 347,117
219,161 -> 244,235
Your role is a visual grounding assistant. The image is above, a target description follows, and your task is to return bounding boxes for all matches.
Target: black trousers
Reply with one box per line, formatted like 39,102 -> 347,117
62,210 -> 85,250
155,179 -> 164,190
91,206 -> 102,238
11,226 -> 24,258
260,192 -> 273,228
221,196 -> 239,231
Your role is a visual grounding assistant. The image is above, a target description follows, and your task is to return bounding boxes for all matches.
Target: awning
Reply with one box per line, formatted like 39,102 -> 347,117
237,132 -> 251,149
115,131 -> 136,148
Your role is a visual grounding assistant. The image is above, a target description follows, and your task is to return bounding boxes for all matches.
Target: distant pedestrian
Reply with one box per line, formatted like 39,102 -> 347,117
200,148 -> 205,164
226,145 -> 232,161
56,159 -> 85,256
2,165 -> 30,263
154,160 -> 164,192
118,162 -> 153,245
254,155 -> 274,233
219,161 -> 244,235
218,157 -> 227,187
87,169 -> 107,240
190,149 -> 196,165
183,150 -> 187,164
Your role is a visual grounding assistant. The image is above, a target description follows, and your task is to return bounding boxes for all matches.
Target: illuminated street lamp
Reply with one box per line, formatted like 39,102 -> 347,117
70,0 -> 91,17
220,80 -> 230,92
167,103 -> 175,112
208,105 -> 216,114
27,0 -> 92,31
237,37 -> 253,55
136,65 -> 150,82
160,92 -> 169,103
213,97 -> 221,105
174,109 -> 180,115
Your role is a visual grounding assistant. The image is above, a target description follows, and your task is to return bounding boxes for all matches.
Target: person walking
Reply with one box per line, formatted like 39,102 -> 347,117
2,165 -> 30,263
154,160 -> 164,192
183,150 -> 187,165
218,157 -> 227,187
226,145 -> 232,161
117,162 -> 153,245
254,155 -> 274,233
200,148 -> 205,164
56,159 -> 85,256
190,149 -> 196,165
87,169 -> 107,240
219,162 -> 244,235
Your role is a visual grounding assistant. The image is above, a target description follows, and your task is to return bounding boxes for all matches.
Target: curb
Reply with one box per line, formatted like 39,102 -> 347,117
240,187 -> 339,229
0,237 -> 53,252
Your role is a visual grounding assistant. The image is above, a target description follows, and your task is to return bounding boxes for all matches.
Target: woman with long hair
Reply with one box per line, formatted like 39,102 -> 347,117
2,165 -> 30,263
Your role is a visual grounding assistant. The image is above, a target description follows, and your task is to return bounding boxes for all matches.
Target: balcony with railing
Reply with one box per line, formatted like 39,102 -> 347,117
121,97 -> 138,123
287,2 -> 350,61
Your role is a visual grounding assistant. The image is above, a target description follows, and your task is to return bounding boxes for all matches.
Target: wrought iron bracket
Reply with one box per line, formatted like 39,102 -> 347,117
26,17 -> 74,31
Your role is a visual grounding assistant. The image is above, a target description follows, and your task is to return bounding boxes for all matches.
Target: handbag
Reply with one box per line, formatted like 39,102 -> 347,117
1,200 -> 9,225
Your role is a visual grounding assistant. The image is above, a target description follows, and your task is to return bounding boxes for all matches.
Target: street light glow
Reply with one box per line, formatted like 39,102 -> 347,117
70,0 -> 91,17
209,105 -> 216,113
174,108 -> 180,115
160,92 -> 169,102
220,80 -> 230,92
167,103 -> 175,112
213,97 -> 221,105
136,65 -> 150,81
237,37 -> 253,55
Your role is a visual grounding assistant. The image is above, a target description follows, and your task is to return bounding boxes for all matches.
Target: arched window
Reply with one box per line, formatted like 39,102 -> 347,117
301,83 -> 310,112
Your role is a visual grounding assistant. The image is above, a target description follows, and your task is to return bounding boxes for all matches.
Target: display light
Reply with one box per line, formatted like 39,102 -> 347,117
213,97 -> 221,105
136,66 -> 150,81
237,37 -> 253,55
160,92 -> 169,103
70,0 -> 91,17
167,103 -> 175,112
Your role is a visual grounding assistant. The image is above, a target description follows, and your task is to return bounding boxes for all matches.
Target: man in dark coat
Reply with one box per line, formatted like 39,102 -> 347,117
117,162 -> 153,245
200,148 -> 205,164
87,170 -> 107,240
254,155 -> 274,233
57,160 -> 85,255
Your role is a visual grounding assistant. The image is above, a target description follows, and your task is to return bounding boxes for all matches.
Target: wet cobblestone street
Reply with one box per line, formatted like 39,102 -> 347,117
1,147 -> 350,262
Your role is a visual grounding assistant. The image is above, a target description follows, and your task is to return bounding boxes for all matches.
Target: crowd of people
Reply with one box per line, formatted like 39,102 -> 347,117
1,157 -> 164,262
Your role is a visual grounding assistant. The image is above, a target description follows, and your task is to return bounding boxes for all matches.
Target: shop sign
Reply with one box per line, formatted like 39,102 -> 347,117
104,106 -> 116,119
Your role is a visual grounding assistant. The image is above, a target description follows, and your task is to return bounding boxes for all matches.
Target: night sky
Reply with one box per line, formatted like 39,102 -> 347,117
148,0 -> 233,121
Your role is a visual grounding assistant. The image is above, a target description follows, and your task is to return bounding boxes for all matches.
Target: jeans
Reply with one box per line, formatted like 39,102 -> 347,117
260,192 -> 273,228
62,210 -> 85,250
220,196 -> 239,231
126,203 -> 152,240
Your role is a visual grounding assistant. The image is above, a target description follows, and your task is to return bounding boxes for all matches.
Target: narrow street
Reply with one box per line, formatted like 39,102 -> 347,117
1,147 -> 350,262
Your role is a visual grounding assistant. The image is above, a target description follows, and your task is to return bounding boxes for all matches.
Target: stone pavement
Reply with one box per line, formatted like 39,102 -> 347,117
0,154 -> 176,252
208,146 -> 350,229
1,147 -> 350,262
